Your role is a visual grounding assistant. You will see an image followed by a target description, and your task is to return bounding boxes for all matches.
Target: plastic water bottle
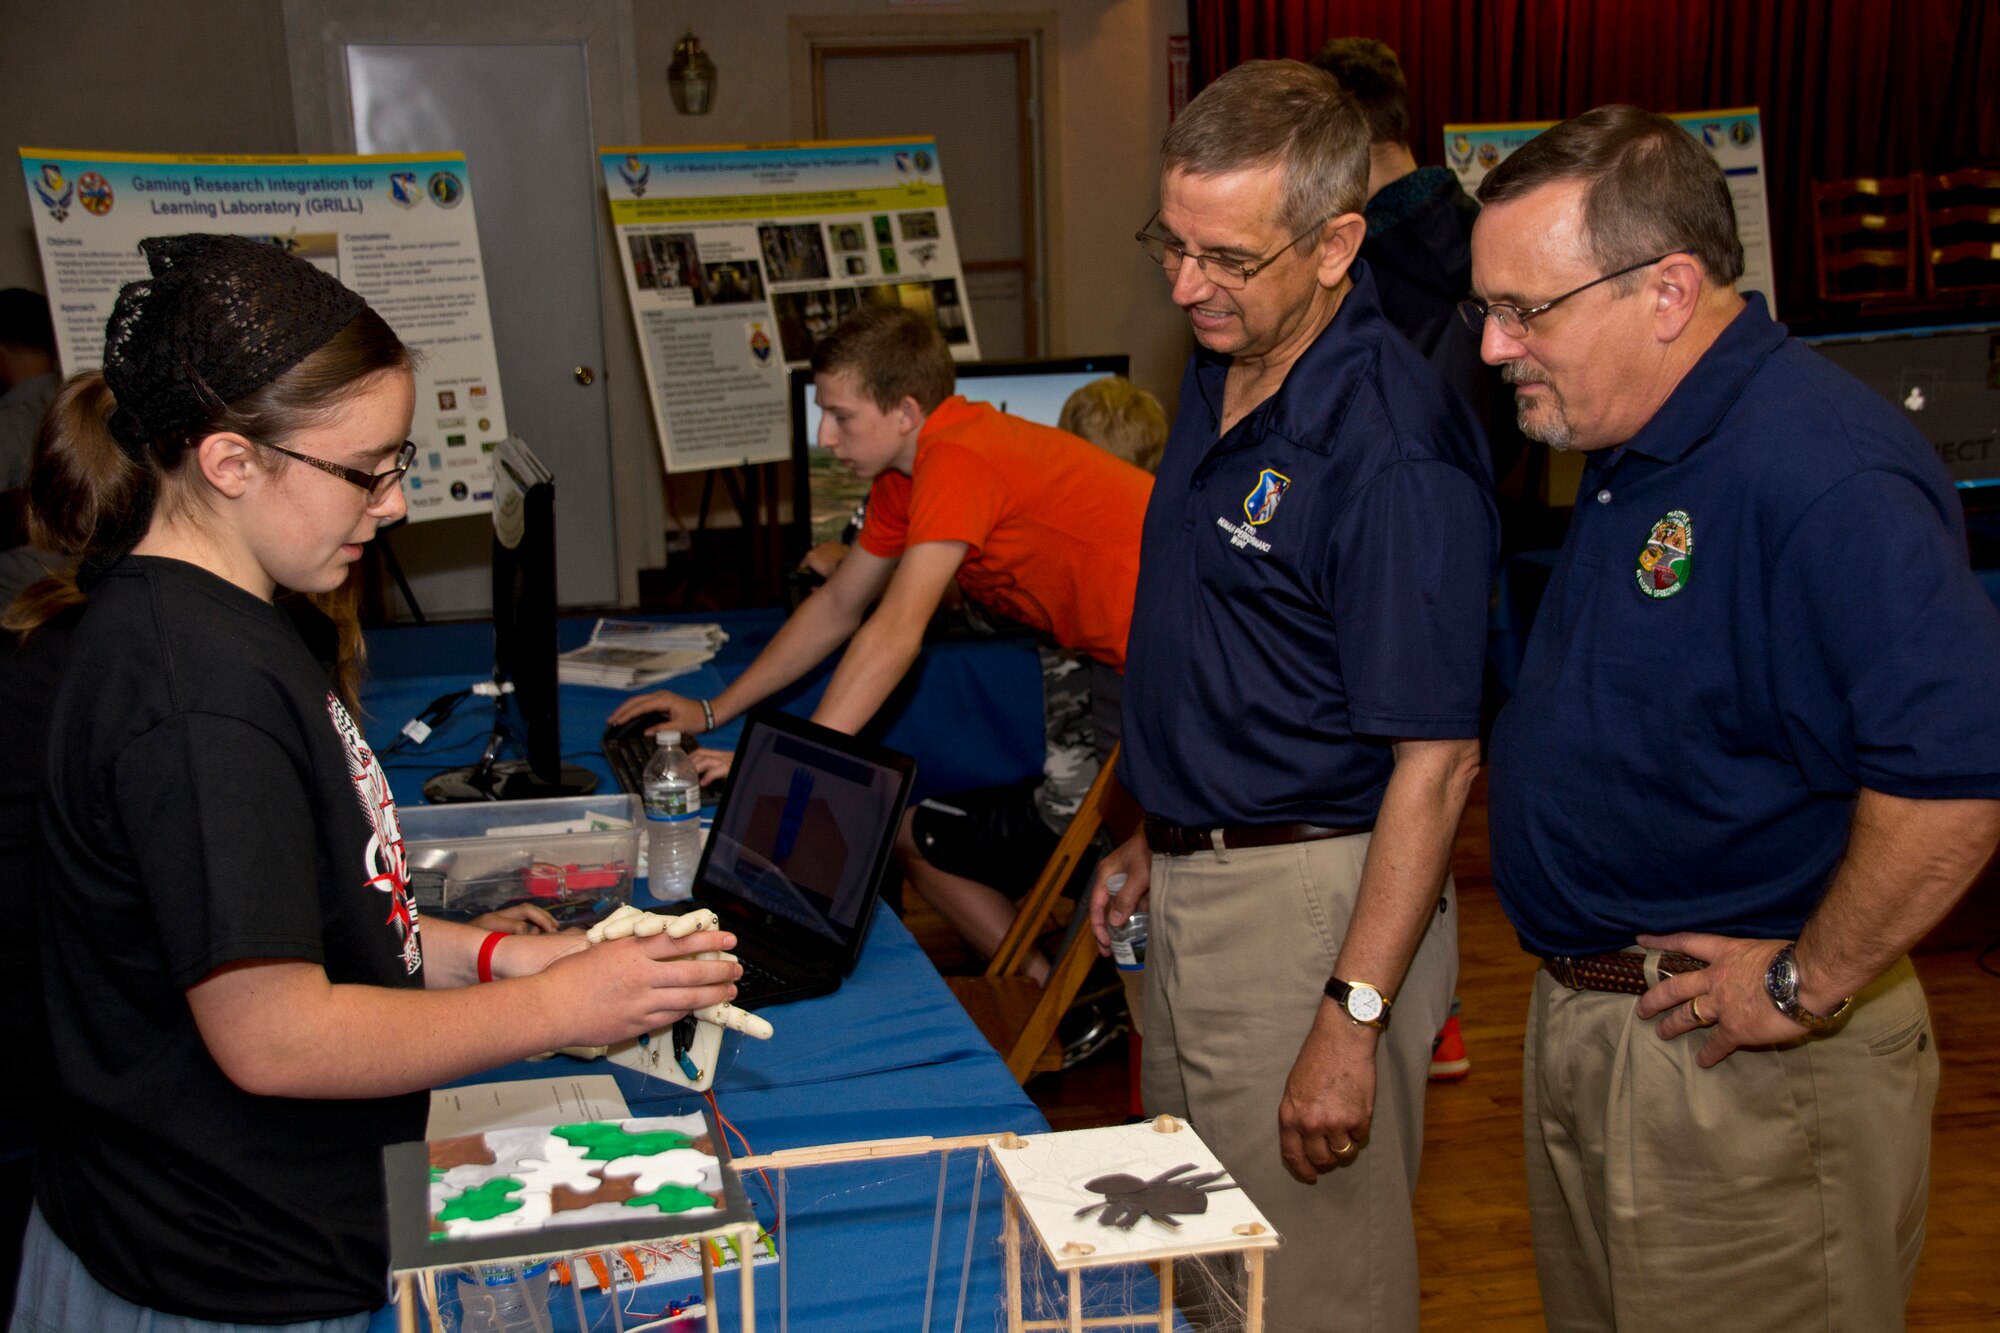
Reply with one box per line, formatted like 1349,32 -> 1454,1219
643,730 -> 702,896
454,1260 -> 552,1333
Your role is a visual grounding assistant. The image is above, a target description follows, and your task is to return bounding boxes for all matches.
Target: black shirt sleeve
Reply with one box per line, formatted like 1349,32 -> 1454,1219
115,711 -> 327,989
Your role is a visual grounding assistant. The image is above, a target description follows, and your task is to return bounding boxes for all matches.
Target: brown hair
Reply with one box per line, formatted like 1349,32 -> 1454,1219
11,307 -> 409,636
810,305 -> 956,414
1161,59 -> 1370,230
1477,104 -> 1745,288
1309,38 -> 1409,147
1058,377 -> 1168,473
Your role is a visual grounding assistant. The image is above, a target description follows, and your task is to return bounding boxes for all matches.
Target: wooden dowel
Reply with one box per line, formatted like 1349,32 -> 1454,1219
1246,1248 -> 1265,1333
1157,1258 -> 1173,1332
732,1130 -> 1022,1171
1068,1268 -> 1082,1333
738,1225 -> 756,1332
1005,1190 -> 1024,1333
702,1240 -> 719,1333
395,1273 -> 416,1333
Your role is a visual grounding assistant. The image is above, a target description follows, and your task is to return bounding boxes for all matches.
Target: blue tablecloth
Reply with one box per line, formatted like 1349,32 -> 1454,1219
363,609 -> 1047,806
361,612 -> 1052,1330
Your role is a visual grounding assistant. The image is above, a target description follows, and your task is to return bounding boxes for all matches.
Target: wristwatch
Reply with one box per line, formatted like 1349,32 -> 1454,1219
1324,977 -> 1392,1030
1763,942 -> 1852,1031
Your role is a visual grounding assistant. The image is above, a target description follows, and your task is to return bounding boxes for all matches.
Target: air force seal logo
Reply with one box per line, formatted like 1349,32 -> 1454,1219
1636,509 -> 1692,598
33,165 -> 73,222
1244,468 -> 1291,526
618,154 -> 650,197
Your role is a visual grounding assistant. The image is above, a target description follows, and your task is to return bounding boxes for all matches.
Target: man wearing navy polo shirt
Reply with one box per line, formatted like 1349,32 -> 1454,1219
1471,105 -> 2000,1331
1090,61 -> 1496,1331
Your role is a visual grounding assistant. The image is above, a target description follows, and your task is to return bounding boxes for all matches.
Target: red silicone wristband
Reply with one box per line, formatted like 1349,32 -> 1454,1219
477,930 -> 508,984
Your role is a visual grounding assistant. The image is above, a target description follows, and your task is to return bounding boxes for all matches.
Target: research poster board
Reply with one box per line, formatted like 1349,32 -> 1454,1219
1443,108 -> 1778,315
18,149 -> 509,522
601,138 -> 981,474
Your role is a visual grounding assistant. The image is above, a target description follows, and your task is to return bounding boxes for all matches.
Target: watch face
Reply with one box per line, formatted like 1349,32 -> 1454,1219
1346,985 -> 1385,1023
1768,949 -> 1799,1003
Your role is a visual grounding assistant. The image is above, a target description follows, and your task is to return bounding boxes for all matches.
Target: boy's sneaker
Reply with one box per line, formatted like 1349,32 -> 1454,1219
1429,1015 -> 1470,1081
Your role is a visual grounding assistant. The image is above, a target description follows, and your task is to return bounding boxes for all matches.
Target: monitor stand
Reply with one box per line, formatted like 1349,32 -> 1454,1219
423,758 -> 598,803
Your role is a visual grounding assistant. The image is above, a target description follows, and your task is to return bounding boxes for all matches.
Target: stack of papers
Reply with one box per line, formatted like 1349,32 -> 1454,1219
558,619 -> 728,689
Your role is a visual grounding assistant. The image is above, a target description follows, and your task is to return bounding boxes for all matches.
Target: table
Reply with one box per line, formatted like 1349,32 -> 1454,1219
362,609 -> 1047,804
361,613 -> 1053,1330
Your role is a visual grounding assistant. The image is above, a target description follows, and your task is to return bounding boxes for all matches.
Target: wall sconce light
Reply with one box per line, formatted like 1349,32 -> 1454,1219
668,31 -> 717,115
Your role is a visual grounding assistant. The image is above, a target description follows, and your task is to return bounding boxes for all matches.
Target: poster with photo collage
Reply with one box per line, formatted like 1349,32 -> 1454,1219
600,138 -> 980,474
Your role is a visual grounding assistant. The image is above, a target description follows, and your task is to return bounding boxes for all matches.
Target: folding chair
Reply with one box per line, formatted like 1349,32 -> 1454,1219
1921,167 -> 2000,299
946,741 -> 1122,1083
1810,174 -> 1920,306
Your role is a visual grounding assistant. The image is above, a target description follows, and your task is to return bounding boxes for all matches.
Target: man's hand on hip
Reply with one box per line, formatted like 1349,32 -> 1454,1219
1634,932 -> 1804,1067
1278,999 -> 1379,1182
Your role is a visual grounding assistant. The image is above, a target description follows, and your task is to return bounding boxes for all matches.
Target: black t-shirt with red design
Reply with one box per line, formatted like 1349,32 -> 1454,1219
36,556 -> 424,1321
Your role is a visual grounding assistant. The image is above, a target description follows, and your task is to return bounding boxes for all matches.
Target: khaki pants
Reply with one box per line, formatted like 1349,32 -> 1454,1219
1142,836 -> 1457,1333
1524,954 -> 1938,1332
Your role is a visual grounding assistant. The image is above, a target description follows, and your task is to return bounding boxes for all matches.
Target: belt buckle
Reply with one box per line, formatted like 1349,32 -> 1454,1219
1545,955 -> 1579,990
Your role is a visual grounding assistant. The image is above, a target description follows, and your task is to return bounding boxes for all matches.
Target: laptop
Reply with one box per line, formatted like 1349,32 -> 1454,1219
676,708 -> 916,1009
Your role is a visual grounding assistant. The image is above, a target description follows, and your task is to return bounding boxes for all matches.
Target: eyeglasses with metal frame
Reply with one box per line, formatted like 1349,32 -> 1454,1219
1134,211 -> 1335,289
1457,254 -> 1676,339
261,439 -> 417,503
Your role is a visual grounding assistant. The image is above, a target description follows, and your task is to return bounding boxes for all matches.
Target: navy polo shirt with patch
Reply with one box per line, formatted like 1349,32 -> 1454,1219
1490,295 -> 2000,958
1120,263 -> 1498,829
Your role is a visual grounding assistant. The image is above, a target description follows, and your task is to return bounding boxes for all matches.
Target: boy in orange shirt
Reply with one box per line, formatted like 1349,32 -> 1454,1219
611,306 -> 1152,968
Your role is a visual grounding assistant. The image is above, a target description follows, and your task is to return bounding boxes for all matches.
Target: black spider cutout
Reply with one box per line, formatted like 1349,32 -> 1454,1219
1074,1162 -> 1238,1229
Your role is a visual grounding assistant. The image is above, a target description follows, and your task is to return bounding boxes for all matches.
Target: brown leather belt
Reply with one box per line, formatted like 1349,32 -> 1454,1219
1143,816 -> 1373,856
1541,950 -> 1708,995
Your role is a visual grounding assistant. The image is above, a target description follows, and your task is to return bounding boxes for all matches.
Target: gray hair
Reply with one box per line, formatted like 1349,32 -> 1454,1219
1161,60 -> 1370,232
1478,104 -> 1745,290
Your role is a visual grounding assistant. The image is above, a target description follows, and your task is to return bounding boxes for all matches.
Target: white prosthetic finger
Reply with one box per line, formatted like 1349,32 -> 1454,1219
587,904 -> 648,944
695,1003 -> 774,1040
631,912 -> 671,937
666,909 -> 720,938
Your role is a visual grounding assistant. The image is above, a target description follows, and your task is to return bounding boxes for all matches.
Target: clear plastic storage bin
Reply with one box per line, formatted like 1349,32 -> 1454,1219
399,793 -> 641,930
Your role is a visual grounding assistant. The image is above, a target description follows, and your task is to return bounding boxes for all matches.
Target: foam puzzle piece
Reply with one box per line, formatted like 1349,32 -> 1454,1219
427,1113 -> 728,1241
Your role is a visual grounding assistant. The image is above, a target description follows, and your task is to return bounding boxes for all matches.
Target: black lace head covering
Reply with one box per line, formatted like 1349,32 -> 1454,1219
79,235 -> 369,585
101,233 -> 366,455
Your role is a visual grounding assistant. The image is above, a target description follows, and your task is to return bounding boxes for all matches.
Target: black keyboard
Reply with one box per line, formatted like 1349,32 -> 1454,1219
601,729 -> 727,802
601,729 -> 655,795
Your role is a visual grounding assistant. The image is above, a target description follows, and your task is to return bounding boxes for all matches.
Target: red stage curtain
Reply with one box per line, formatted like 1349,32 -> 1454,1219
1188,0 -> 1999,316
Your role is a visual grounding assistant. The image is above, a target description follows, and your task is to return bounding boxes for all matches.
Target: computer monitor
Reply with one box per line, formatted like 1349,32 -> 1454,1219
423,436 -> 598,802
785,354 -> 1132,561
1799,321 -> 2000,496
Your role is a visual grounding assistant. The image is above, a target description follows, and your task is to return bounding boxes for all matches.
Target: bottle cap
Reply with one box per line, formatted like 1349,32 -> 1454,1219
657,730 -> 682,745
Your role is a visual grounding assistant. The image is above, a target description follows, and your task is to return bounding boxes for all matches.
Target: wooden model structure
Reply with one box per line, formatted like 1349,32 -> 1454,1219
385,1115 -> 1275,1332
384,1110 -> 762,1333
987,1115 -> 1279,1333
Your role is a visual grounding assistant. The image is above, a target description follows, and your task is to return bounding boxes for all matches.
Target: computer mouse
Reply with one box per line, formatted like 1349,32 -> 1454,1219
604,709 -> 675,744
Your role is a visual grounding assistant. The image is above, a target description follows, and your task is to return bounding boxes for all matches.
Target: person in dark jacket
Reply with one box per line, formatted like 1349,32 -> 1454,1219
1311,37 -> 1538,544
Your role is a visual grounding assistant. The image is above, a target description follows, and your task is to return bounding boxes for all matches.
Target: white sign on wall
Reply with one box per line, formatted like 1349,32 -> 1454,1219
601,138 -> 979,474
19,148 -> 509,522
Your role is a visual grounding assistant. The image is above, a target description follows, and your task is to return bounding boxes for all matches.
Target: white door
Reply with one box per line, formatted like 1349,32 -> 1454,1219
345,42 -> 616,614
816,42 -> 1043,359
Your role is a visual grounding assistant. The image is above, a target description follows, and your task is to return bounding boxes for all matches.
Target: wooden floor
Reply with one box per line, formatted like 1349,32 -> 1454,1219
904,774 -> 2000,1329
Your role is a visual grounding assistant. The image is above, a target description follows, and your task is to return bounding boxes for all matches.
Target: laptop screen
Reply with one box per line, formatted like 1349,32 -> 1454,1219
695,712 -> 914,956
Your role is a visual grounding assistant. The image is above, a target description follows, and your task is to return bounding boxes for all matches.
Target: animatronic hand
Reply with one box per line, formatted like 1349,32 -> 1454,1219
587,905 -> 774,1040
